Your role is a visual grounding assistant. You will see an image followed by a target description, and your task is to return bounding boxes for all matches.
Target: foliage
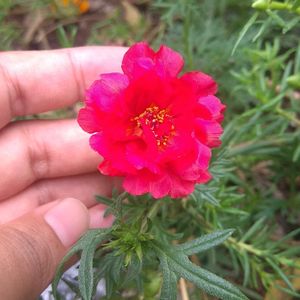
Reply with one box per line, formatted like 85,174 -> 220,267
53,194 -> 246,300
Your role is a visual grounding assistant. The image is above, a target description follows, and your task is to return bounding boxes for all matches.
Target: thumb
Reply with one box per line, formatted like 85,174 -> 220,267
0,198 -> 89,300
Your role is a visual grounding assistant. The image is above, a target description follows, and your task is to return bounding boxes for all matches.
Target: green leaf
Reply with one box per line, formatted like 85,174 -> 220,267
266,258 -> 294,291
177,229 -> 234,256
52,229 -> 110,300
159,253 -> 178,300
232,12 -> 259,55
240,217 -> 265,243
95,195 -> 113,206
153,241 -> 248,300
79,230 -> 110,300
240,251 -> 250,287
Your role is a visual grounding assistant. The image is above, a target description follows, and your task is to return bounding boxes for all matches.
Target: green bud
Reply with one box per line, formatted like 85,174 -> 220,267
287,74 -> 300,89
252,0 -> 290,11
252,0 -> 268,10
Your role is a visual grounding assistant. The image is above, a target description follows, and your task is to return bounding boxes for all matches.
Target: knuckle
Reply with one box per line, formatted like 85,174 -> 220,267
0,61 -> 26,117
22,125 -> 51,180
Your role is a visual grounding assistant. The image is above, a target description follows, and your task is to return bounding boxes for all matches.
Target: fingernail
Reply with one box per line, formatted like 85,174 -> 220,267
89,204 -> 115,229
44,198 -> 89,247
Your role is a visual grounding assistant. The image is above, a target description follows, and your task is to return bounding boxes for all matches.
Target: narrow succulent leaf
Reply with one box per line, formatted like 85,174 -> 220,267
266,10 -> 286,28
240,251 -> 250,287
280,60 -> 292,91
276,285 -> 300,298
177,229 -> 234,256
79,230 -> 110,300
240,218 -> 265,243
232,12 -> 258,55
252,17 -> 271,41
269,227 -> 300,251
202,190 -> 220,206
295,42 -> 300,72
159,253 -> 178,300
266,258 -> 294,291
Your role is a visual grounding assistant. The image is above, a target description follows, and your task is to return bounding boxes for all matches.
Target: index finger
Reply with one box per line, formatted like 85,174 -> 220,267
0,46 -> 127,128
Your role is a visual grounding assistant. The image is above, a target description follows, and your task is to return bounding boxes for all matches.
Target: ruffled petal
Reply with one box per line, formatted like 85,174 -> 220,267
125,139 -> 161,174
195,119 -> 223,147
155,45 -> 184,77
195,170 -> 212,184
149,172 -> 194,199
168,176 -> 195,198
196,95 -> 226,122
99,160 -> 124,176
86,73 -> 129,112
123,171 -> 153,196
172,141 -> 211,181
90,133 -> 137,174
122,42 -> 155,79
77,107 -> 102,133
180,71 -> 218,97
122,42 -> 184,79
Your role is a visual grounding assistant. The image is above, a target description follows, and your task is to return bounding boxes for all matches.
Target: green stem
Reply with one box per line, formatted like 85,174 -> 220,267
227,237 -> 265,256
276,107 -> 300,127
252,0 -> 300,15
140,200 -> 162,233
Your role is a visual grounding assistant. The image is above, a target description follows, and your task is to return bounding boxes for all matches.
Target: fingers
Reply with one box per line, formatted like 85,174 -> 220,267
0,198 -> 88,299
0,198 -> 114,299
0,46 -> 127,129
0,172 -> 120,224
0,119 -> 101,200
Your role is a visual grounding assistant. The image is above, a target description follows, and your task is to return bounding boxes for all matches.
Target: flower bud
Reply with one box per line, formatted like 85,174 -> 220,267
252,0 -> 268,10
287,74 -> 300,89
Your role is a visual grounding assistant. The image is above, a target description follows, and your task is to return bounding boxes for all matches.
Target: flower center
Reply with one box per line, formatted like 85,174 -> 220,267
132,105 -> 175,147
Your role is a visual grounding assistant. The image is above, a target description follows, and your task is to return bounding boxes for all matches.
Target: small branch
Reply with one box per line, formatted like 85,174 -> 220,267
179,278 -> 190,300
276,107 -> 300,127
140,200 -> 162,233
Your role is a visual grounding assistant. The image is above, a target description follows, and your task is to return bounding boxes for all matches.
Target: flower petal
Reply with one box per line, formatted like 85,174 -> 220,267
90,133 -> 137,174
122,42 -> 184,79
122,42 -> 155,79
123,171 -> 153,196
180,71 -> 218,97
99,160 -> 124,176
77,107 -> 102,133
155,45 -> 184,77
86,73 -> 129,112
195,119 -> 223,148
196,95 -> 226,122
176,142 -> 212,181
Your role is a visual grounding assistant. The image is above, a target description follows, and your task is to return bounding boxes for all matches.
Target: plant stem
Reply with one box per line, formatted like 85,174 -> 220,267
252,0 -> 300,15
179,278 -> 190,300
140,200 -> 162,233
227,237 -> 265,256
276,107 -> 300,127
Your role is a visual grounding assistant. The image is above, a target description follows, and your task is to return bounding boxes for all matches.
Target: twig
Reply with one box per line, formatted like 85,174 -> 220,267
179,278 -> 189,300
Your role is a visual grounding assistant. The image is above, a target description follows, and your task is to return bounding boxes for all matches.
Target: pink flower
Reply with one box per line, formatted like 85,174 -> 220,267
78,42 -> 225,199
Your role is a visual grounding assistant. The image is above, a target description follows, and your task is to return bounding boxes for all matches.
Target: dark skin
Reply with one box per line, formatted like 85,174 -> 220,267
0,47 -> 126,299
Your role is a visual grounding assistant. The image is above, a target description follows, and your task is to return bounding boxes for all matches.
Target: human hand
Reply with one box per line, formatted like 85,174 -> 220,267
0,47 -> 126,299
